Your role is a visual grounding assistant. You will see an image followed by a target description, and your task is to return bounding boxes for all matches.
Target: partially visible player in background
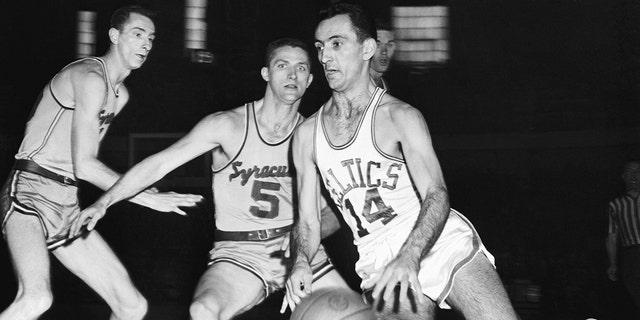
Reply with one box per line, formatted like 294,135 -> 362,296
369,19 -> 395,90
0,6 -> 201,320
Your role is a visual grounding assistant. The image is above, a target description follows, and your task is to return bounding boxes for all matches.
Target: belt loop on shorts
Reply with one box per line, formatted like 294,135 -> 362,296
13,159 -> 77,186
214,225 -> 292,242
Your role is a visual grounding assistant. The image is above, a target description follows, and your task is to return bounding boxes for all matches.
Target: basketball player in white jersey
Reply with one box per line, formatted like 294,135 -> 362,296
286,3 -> 518,319
73,38 -> 351,320
0,6 -> 202,320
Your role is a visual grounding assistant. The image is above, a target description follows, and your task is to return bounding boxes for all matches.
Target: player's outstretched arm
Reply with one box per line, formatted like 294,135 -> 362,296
371,103 -> 447,306
284,119 -> 322,312
68,113 -> 228,238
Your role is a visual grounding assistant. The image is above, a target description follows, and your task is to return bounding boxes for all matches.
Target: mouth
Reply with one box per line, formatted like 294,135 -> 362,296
284,84 -> 298,90
135,53 -> 147,60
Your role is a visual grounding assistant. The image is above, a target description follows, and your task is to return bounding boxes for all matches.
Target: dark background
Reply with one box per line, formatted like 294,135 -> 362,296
2,0 -> 640,319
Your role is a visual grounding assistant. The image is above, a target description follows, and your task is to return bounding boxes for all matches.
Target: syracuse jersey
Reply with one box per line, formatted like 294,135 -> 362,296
314,87 -> 421,248
15,57 -> 118,178
212,102 -> 300,232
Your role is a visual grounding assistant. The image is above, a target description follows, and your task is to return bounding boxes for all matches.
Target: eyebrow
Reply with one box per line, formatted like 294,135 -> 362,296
314,34 -> 347,43
273,59 -> 309,66
131,26 -> 155,36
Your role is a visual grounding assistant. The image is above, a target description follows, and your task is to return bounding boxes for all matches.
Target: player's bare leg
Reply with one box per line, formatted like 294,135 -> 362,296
446,253 -> 518,320
0,213 -> 53,320
189,262 -> 266,320
53,231 -> 147,320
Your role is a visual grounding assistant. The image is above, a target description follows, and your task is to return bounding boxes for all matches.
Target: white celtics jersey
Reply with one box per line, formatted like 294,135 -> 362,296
212,102 -> 300,231
314,88 -> 421,247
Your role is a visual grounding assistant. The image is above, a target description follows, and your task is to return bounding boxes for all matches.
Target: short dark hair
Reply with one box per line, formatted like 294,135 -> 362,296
318,3 -> 376,43
110,5 -> 156,31
375,19 -> 393,34
264,38 -> 312,68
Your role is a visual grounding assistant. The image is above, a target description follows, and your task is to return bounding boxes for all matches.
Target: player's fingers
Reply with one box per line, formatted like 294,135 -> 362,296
302,273 -> 313,294
398,274 -> 409,304
408,273 -> 424,305
371,271 -> 392,299
279,295 -> 289,313
172,207 -> 187,216
87,214 -> 99,231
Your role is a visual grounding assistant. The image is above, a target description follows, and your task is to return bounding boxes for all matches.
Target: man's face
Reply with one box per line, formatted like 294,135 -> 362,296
623,162 -> 640,192
315,14 -> 370,92
262,46 -> 313,104
371,30 -> 395,74
114,13 -> 155,69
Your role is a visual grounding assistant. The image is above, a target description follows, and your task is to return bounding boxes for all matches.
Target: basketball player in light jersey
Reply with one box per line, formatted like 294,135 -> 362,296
286,3 -> 518,319
0,6 -> 202,320
73,38 -> 351,320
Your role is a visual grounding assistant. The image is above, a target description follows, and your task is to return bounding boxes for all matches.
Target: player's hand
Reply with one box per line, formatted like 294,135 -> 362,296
607,264 -> 618,281
280,235 -> 291,258
371,254 -> 424,309
137,190 -> 204,215
282,260 -> 313,313
69,202 -> 107,239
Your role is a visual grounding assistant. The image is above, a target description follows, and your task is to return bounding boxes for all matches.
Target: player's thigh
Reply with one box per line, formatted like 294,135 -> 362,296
4,212 -> 51,289
52,231 -> 141,304
446,253 -> 517,320
192,261 -> 267,316
312,269 -> 350,291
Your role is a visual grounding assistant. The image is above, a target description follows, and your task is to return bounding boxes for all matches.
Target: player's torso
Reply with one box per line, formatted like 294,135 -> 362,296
315,88 -> 421,246
212,102 -> 299,231
15,57 -> 119,177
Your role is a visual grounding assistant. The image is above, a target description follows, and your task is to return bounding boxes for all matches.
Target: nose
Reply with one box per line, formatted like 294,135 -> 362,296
319,48 -> 331,65
142,39 -> 151,51
288,68 -> 297,79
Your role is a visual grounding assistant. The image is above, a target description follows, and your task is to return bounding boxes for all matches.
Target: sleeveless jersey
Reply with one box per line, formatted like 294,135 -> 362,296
314,87 -> 421,247
15,57 -> 117,178
212,102 -> 300,231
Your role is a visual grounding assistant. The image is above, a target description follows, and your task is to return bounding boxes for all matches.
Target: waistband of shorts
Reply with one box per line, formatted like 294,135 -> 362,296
13,159 -> 77,186
214,225 -> 292,242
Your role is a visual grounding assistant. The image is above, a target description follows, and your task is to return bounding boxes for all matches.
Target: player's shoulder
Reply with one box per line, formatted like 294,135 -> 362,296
62,58 -> 107,87
378,93 -> 423,122
297,107 -> 321,134
199,104 -> 246,130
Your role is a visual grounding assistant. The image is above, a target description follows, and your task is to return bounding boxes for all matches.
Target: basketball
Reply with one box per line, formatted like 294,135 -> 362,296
290,287 -> 375,320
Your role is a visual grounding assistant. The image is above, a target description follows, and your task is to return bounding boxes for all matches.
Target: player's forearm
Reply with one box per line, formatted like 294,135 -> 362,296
397,184 -> 450,263
606,234 -> 618,266
292,219 -> 321,265
320,205 -> 340,239
74,157 -> 122,191
97,158 -> 169,208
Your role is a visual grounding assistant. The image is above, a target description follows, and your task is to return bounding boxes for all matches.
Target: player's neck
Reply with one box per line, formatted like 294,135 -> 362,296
101,54 -> 131,90
329,80 -> 377,116
255,98 -> 299,138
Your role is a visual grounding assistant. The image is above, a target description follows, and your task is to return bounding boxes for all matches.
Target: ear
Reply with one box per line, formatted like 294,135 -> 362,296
306,73 -> 314,88
362,38 -> 377,61
261,67 -> 269,82
108,28 -> 119,45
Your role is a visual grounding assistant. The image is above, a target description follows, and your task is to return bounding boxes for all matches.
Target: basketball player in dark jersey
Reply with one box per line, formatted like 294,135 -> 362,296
0,6 -> 202,320
73,38 -> 351,320
286,3 -> 518,319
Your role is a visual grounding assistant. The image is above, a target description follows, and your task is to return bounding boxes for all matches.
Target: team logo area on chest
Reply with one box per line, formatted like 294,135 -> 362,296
228,161 -> 291,186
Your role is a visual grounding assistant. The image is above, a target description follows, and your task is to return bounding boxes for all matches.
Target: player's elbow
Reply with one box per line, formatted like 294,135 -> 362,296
73,158 -> 100,182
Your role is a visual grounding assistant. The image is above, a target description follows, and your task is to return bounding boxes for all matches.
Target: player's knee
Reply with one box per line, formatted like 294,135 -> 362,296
14,290 -> 53,318
113,294 -> 147,320
190,299 -> 220,320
